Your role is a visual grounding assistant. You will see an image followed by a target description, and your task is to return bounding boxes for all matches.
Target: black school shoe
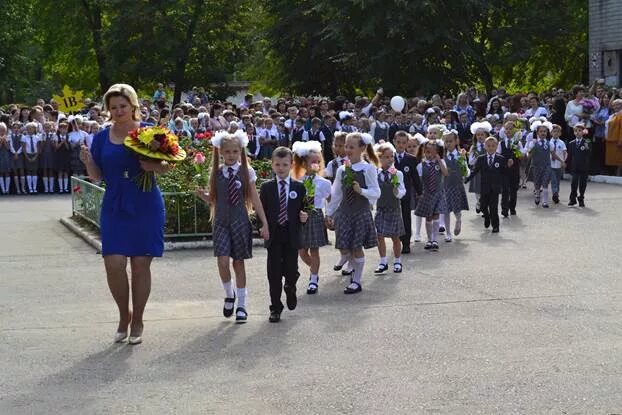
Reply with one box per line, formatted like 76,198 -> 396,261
269,310 -> 281,323
374,263 -> 389,274
510,209 -> 517,215
502,210 -> 509,218
393,263 -> 403,273
285,286 -> 297,310
341,268 -> 354,276
484,216 -> 491,229
438,226 -> 445,234
578,198 -> 585,207
492,227 -> 499,233
333,264 -> 343,271
553,193 -> 560,204
568,198 -> 577,206
344,281 -> 362,294
307,279 -> 318,295
401,245 -> 411,254
223,294 -> 236,318
235,307 -> 248,324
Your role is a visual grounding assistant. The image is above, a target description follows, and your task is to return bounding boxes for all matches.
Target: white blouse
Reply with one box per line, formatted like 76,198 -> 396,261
304,174 -> 332,209
326,160 -> 380,216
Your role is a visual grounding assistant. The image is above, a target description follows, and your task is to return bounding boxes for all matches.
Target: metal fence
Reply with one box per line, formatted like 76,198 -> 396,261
70,176 -> 213,239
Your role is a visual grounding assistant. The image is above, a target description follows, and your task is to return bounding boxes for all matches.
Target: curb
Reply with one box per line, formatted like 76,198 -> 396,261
562,174 -> 622,185
60,217 -> 265,252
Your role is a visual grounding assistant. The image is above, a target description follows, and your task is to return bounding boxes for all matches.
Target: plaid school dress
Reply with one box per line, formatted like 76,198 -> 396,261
530,140 -> 552,188
299,174 -> 330,248
375,170 -> 405,237
415,160 -> 447,218
443,153 -> 469,213
39,133 -> 56,170
334,168 -> 377,250
468,144 -> 486,194
212,166 -> 253,260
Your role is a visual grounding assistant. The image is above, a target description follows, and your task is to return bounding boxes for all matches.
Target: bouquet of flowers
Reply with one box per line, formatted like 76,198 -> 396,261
302,163 -> 320,213
388,166 -> 399,188
343,159 -> 354,186
194,131 -> 213,141
124,126 -> 187,191
510,140 -> 523,159
457,149 -> 469,177
192,151 -> 210,186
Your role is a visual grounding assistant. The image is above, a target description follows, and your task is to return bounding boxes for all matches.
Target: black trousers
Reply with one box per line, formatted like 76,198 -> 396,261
480,191 -> 500,229
501,168 -> 519,213
267,225 -> 299,312
570,172 -> 588,200
400,197 -> 412,246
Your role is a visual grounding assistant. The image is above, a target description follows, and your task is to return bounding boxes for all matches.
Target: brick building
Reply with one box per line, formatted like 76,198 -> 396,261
589,0 -> 622,86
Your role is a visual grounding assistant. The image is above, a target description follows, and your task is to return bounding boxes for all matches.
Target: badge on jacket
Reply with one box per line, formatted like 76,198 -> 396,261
289,190 -> 298,199
494,162 -> 500,168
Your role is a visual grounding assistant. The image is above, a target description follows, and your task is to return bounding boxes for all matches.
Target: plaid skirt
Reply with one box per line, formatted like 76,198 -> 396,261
532,165 -> 551,188
24,154 -> 38,172
0,150 -> 10,174
300,209 -> 328,248
468,172 -> 481,194
415,190 -> 447,218
443,185 -> 469,213
375,207 -> 405,237
213,217 -> 253,260
334,208 -> 377,250
71,147 -> 85,175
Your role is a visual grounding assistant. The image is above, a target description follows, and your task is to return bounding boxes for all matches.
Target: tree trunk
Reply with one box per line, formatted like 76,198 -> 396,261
81,0 -> 109,94
172,0 -> 204,106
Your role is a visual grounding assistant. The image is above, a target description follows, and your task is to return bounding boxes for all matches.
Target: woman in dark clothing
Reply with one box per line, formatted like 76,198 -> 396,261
550,97 -> 569,141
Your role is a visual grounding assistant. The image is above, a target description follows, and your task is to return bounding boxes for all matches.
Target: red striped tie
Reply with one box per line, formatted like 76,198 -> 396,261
228,167 -> 240,206
278,180 -> 287,225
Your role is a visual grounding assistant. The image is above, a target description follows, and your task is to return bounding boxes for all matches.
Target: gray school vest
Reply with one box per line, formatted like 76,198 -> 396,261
377,171 -> 400,210
531,140 -> 550,168
214,169 -> 247,224
339,169 -> 369,213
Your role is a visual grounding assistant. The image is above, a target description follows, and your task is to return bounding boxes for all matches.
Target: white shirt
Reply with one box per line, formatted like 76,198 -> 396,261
549,138 -> 567,168
276,175 -> 291,207
221,161 -> 257,183
469,142 -> 485,165
307,129 -> 325,142
9,133 -> 23,154
304,174 -> 332,208
524,106 -> 548,119
325,156 -> 345,179
326,160 -> 381,216
376,167 -> 406,200
68,130 -> 89,148
21,134 -> 41,154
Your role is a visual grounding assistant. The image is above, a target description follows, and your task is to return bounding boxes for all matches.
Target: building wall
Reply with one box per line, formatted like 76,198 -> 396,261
589,0 -> 622,86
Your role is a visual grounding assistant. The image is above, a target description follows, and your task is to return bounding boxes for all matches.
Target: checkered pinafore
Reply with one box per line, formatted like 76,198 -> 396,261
443,154 -> 469,213
334,168 -> 377,250
375,170 -> 405,237
414,161 -> 447,218
530,140 -> 552,188
468,144 -> 486,194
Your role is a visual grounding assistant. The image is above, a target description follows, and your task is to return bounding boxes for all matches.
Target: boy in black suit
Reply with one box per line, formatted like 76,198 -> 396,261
394,131 -> 422,252
497,120 -> 521,217
567,123 -> 591,207
260,147 -> 308,322
465,136 -> 509,233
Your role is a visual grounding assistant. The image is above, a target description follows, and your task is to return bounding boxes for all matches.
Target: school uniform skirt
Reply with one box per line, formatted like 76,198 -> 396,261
532,165 -> 551,188
415,190 -> 447,218
39,148 -> 55,170
375,207 -> 405,237
300,209 -> 328,248
0,150 -> 10,174
10,153 -> 24,171
334,207 -> 377,250
55,148 -> 72,171
71,147 -> 85,175
212,217 -> 253,260
468,172 -> 481,194
443,186 -> 469,213
24,154 -> 38,172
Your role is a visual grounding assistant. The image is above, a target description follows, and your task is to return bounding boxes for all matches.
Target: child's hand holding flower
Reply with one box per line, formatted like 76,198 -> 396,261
259,226 -> 269,241
299,211 -> 309,223
352,181 -> 362,194
310,163 -> 320,174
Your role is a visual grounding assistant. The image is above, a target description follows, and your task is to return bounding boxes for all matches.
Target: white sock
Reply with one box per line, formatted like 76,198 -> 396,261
394,256 -> 401,264
336,254 -> 349,267
222,280 -> 234,298
415,216 -> 423,236
237,287 -> 247,309
439,214 -> 446,228
20,176 -> 26,192
26,175 -> 33,191
542,189 -> 549,204
48,177 -> 54,192
379,256 -> 387,266
43,177 -> 49,192
352,257 -> 365,285
63,177 -> 68,191
4,177 -> 10,193
0,179 -> 5,193
310,273 -> 319,284
432,220 -> 439,242
425,221 -> 433,242
32,175 -> 38,190
445,214 -> 452,237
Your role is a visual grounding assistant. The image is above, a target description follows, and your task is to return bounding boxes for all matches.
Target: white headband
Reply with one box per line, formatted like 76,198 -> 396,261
292,140 -> 322,157
212,130 -> 249,149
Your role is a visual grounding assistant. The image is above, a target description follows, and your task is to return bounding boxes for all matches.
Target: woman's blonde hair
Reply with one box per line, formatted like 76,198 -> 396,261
103,83 -> 141,121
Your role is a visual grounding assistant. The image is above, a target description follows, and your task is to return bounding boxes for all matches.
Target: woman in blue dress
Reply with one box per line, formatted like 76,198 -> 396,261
80,84 -> 171,345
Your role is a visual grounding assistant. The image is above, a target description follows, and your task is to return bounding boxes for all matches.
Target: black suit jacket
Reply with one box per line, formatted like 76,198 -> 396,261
395,152 -> 422,197
321,125 -> 335,162
259,179 -> 306,249
467,153 -> 506,194
566,138 -> 591,173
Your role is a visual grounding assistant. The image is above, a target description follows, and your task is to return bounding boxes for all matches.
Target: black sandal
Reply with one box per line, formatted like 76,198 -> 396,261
341,268 -> 354,276
307,280 -> 319,295
333,264 -> 343,271
223,294 -> 236,318
393,263 -> 402,273
235,307 -> 247,324
344,281 -> 362,294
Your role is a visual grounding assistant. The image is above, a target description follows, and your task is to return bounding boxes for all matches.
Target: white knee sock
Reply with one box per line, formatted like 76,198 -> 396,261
542,189 -> 549,204
432,220 -> 440,242
32,175 -> 38,190
4,177 -> 10,193
336,254 -> 349,267
310,273 -> 319,284
63,177 -> 68,191
48,177 -> 54,192
222,280 -> 234,298
20,176 -> 26,192
445,214 -> 452,237
415,216 -> 423,236
425,220 -> 433,242
379,256 -> 387,265
26,176 -> 33,191
237,287 -> 247,309
352,257 -> 365,285
43,177 -> 49,192
439,214 -> 446,229
0,178 -> 5,193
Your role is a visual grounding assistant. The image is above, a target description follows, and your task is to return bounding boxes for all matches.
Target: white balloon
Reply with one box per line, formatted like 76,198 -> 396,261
390,96 -> 405,112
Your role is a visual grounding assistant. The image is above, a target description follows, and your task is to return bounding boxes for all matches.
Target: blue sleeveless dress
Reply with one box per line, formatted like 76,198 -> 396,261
90,124 -> 165,257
